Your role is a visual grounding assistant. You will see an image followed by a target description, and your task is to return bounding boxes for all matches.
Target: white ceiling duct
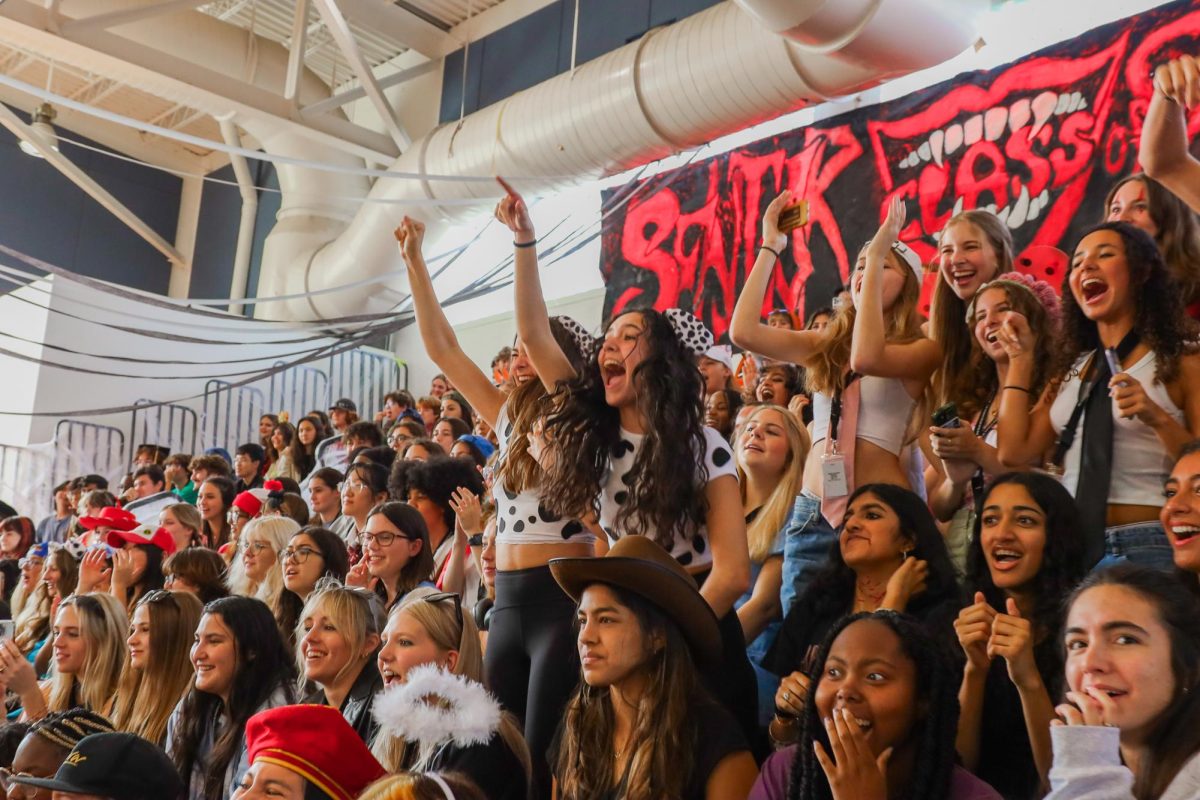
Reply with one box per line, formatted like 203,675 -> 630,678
256,0 -> 983,321
0,0 -> 982,321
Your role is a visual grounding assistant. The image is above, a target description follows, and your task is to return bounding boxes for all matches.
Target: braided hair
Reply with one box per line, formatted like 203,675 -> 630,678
787,611 -> 960,800
29,708 -> 114,751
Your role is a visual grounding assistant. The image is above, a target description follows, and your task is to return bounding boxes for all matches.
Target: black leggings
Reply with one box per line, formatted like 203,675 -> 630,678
485,565 -> 579,800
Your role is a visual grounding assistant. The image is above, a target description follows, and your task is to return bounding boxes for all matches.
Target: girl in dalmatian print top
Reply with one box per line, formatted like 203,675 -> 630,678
395,185 -> 597,800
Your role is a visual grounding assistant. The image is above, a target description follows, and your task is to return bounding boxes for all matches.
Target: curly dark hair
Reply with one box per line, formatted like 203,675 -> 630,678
967,472 -> 1087,647
800,484 -> 962,625
540,308 -> 708,549
403,455 -> 486,532
1056,221 -> 1199,385
787,611 -> 961,800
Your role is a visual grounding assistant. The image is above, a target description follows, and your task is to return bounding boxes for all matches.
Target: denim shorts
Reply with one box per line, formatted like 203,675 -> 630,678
780,492 -> 838,617
1093,522 -> 1174,572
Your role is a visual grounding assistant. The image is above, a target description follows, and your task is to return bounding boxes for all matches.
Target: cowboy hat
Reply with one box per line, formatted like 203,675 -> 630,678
550,536 -> 721,664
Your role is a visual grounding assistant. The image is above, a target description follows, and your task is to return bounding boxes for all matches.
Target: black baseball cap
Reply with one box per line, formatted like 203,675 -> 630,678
330,397 -> 357,412
14,732 -> 184,799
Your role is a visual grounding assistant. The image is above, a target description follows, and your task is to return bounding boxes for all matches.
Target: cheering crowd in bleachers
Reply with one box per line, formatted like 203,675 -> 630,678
2,52 -> 1200,800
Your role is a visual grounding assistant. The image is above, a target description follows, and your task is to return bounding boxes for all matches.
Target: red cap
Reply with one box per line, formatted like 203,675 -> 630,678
232,489 -> 268,518
78,506 -> 140,532
245,705 -> 385,800
105,526 -> 177,555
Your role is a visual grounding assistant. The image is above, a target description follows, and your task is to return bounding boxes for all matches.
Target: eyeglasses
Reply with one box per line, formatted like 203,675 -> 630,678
242,541 -> 271,554
18,557 -> 44,569
341,481 -> 368,494
0,767 -> 47,797
360,530 -> 416,547
424,591 -> 464,629
227,509 -> 251,523
282,546 -> 321,564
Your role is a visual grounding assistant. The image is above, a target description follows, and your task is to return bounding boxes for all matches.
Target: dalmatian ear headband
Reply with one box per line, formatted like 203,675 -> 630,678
663,308 -> 715,356
551,315 -> 595,359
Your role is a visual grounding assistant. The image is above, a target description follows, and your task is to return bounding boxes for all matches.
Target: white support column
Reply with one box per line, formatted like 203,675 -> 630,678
217,116 -> 258,316
0,101 -> 185,266
170,175 -> 202,298
311,0 -> 411,150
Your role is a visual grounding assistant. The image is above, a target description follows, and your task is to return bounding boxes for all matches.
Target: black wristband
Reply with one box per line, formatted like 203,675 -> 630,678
514,239 -> 537,249
759,244 -> 782,260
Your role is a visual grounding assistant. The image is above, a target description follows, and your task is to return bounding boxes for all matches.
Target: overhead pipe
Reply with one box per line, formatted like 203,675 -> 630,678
217,115 -> 258,317
253,0 -> 982,321
6,0 -> 982,321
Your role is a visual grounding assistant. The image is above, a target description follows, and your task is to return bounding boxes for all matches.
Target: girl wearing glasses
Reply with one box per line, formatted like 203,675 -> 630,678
373,587 -> 531,800
330,462 -> 390,559
275,527 -> 349,647
346,502 -> 434,610
225,517 -> 299,617
112,590 -> 204,745
296,582 -> 385,744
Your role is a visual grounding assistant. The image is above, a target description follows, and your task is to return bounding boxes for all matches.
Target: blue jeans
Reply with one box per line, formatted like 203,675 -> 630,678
780,492 -> 838,617
1093,522 -> 1175,572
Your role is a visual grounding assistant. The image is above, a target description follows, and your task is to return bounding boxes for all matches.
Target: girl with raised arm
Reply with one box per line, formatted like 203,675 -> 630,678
508,180 -> 757,742
394,194 -> 593,798
730,193 -> 941,615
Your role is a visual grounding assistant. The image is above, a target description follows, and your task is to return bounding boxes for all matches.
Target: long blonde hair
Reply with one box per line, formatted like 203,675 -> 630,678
371,588 -> 529,785
112,590 -> 203,744
294,582 -> 384,692
224,516 -> 298,610
805,248 -> 927,395
47,592 -> 128,714
735,406 -> 810,563
357,773 -> 488,800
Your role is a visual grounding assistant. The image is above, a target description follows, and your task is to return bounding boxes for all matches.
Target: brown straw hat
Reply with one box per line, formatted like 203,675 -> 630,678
549,536 -> 722,664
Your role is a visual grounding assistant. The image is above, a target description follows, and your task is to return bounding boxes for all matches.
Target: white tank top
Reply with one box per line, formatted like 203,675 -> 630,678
810,375 -> 915,455
1048,350 -> 1184,505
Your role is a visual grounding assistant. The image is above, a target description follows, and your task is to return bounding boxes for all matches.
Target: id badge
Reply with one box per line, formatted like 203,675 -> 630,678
822,453 -> 848,497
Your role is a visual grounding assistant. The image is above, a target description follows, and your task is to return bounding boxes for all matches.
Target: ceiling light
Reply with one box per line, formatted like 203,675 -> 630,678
18,103 -> 58,158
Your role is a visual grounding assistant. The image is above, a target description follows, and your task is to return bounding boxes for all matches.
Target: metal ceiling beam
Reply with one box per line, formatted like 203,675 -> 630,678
284,0 -> 310,102
322,0 -> 451,59
0,0 -> 399,164
300,58 -> 435,117
59,0 -> 214,34
0,101 -> 185,265
310,0 -> 410,150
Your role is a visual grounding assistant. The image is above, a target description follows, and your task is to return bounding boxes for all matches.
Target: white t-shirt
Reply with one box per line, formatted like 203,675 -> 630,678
598,426 -> 737,569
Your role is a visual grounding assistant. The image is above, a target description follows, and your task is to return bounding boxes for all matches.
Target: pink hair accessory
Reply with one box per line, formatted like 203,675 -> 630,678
994,270 -> 1062,328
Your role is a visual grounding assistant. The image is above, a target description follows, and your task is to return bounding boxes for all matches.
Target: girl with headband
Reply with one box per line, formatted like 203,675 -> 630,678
507,180 -> 759,744
731,194 -> 940,618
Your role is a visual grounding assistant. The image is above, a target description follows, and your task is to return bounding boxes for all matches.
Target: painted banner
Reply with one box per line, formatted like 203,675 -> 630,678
600,0 -> 1200,341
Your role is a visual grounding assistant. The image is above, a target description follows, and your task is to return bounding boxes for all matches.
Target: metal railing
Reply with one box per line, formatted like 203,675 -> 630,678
129,400 -> 199,460
327,346 -> 405,419
200,380 -> 266,452
0,443 -> 53,518
267,363 -> 329,424
51,419 -> 127,491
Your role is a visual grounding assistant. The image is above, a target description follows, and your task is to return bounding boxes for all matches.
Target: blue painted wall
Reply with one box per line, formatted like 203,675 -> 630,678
0,115 -> 181,295
189,159 -> 279,315
440,0 -> 720,123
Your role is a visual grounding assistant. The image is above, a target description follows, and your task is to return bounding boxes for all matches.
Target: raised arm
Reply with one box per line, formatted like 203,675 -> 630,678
729,190 -> 827,365
499,178 -> 577,392
994,312 -> 1058,468
395,217 -> 505,429
850,197 -> 943,383
1140,56 -> 1200,213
